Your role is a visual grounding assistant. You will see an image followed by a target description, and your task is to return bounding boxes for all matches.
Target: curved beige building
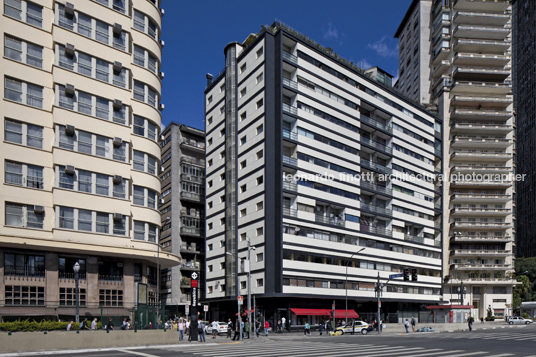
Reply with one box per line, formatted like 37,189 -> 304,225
0,0 -> 178,320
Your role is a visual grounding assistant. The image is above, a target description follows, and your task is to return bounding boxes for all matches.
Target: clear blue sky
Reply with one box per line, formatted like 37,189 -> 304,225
161,0 -> 413,130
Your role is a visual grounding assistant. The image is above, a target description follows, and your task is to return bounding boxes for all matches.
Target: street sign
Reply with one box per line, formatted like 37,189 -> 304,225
389,273 -> 403,279
238,296 -> 243,305
185,304 -> 190,314
191,280 -> 198,287
203,305 -> 208,312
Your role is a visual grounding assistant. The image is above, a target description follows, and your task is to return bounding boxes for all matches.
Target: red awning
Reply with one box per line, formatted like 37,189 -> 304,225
290,308 -> 330,316
334,310 -> 359,319
235,309 -> 255,316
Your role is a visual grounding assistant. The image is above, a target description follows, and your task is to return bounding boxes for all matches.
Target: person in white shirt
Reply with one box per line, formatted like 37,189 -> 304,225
282,317 -> 286,332
211,320 -> 219,339
91,318 -> 97,330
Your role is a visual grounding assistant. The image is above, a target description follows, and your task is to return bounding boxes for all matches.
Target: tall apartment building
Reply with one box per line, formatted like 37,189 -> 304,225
396,0 -> 516,319
159,122 -> 205,314
513,0 -> 536,258
204,22 -> 443,324
0,0 -> 177,319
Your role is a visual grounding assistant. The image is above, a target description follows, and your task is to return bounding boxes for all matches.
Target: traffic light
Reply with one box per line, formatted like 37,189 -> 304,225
329,310 -> 334,319
403,268 -> 410,281
411,268 -> 418,281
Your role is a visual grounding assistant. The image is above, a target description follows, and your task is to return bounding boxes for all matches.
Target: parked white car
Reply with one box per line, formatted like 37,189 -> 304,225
205,321 -> 228,334
335,320 -> 372,335
508,316 -> 533,325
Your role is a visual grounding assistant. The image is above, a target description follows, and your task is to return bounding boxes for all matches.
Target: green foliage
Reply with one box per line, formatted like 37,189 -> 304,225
0,319 -> 102,332
487,306 -> 493,319
522,313 -> 529,319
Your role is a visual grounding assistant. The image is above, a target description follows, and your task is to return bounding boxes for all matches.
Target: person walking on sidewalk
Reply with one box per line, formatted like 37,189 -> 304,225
255,319 -> 260,337
178,319 -> 185,341
227,318 -> 232,339
411,316 -> 416,332
467,315 -> 474,331
245,319 -> 250,339
282,317 -> 286,332
198,320 -> 206,342
318,321 -> 324,335
211,319 -> 218,339
264,320 -> 269,336
404,319 -> 409,333
304,322 -> 311,336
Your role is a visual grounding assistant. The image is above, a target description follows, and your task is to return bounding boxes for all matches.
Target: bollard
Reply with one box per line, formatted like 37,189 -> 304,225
107,330 -> 110,333
44,331 -> 47,335
8,332 -> 11,336
76,331 -> 80,334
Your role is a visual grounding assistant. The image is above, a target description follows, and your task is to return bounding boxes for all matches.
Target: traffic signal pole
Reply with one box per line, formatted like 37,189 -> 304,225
375,273 -> 390,335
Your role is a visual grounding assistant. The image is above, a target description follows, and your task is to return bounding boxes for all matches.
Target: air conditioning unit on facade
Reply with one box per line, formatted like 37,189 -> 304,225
65,165 -> 75,175
113,23 -> 122,36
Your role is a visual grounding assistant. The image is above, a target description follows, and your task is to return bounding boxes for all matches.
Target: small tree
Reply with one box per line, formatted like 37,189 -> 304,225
487,306 -> 493,319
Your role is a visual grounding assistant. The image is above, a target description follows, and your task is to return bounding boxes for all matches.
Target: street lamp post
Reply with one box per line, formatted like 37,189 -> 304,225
73,262 -> 80,323
345,248 -> 365,325
246,238 -> 255,339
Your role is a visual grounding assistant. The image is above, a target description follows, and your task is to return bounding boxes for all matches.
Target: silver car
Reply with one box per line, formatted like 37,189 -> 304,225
508,316 -> 533,325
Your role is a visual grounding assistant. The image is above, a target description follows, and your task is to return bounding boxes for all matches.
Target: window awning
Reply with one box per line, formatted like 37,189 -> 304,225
334,309 -> 359,319
290,308 -> 330,316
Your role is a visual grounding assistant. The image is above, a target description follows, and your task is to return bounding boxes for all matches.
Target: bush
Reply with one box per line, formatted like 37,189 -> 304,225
0,319 -> 102,332
522,313 -> 529,319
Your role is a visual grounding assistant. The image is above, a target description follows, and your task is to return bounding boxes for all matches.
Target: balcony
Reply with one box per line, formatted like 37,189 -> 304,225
282,180 -> 297,192
451,137 -> 512,149
360,203 -> 391,216
315,214 -> 345,227
360,181 -> 392,196
404,235 -> 425,244
432,44 -> 451,65
450,179 -> 512,188
282,51 -> 298,64
360,137 -> 392,155
282,128 -> 298,141
180,138 -> 205,152
431,60 -> 451,78
359,115 -> 392,133
452,68 -> 510,82
450,235 -> 512,243
180,156 -> 205,167
98,275 -> 123,282
450,123 -> 512,134
453,0 -> 510,12
180,246 -> 200,255
181,173 -> 204,184
450,263 -> 510,270
360,225 -> 392,237
180,226 -> 202,237
360,160 -> 392,174
4,266 -> 45,278
450,249 -> 511,257
180,262 -> 200,271
453,53 -> 510,67
180,191 -> 204,202
283,155 -> 297,166
450,81 -> 511,95
450,221 -> 511,230
450,108 -> 512,121
282,103 -> 297,115
453,11 -> 510,26
453,39 -> 510,54
447,277 -> 514,285
282,207 -> 298,218
453,25 -> 510,41
450,151 -> 511,162
450,193 -> 511,203
282,77 -> 298,90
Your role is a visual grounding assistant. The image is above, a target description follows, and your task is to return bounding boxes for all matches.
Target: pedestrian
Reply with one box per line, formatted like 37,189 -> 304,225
67,320 -> 74,331
404,319 -> 409,333
319,321 -> 324,335
121,317 -> 128,330
106,317 -> 114,331
351,319 -> 355,335
80,317 -> 90,330
304,322 -> 311,336
241,319 -> 245,339
91,318 -> 98,330
282,316 -> 286,332
178,319 -> 185,341
232,319 -> 240,340
264,320 -> 269,336
127,319 -> 131,330
277,319 -> 282,334
198,320 -> 206,342
481,317 -> 484,324
411,316 -> 416,332
227,318 -> 233,338
325,319 -> 330,334
245,319 -> 250,339
255,319 -> 260,337
467,315 -> 473,331
211,319 -> 218,339
288,319 -> 292,333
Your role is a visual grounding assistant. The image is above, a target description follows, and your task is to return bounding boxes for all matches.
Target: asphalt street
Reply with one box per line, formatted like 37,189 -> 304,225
2,325 -> 534,357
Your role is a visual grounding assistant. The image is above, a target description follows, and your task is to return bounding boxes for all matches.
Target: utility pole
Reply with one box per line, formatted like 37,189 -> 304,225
375,272 -> 390,335
246,238 -> 253,340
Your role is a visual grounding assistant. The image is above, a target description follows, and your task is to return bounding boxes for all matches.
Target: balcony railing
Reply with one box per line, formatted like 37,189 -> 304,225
450,222 -> 511,228
283,155 -> 297,166
180,174 -> 204,183
450,263 -> 510,270
282,207 -> 298,217
359,115 -> 392,133
315,215 -> 345,227
180,191 -> 203,201
4,266 -> 45,278
360,225 -> 392,237
282,181 -> 297,191
282,128 -> 298,141
180,156 -> 205,166
451,249 -> 511,256
180,139 -> 205,150
282,77 -> 298,90
451,193 -> 511,200
360,137 -> 392,155
404,235 -> 425,244
360,181 -> 392,196
98,275 -> 123,282
282,51 -> 298,64
359,160 -> 392,174
360,203 -> 391,216
180,227 -> 201,236
282,103 -> 297,115
59,272 -> 87,280
180,262 -> 200,271
451,208 -> 511,214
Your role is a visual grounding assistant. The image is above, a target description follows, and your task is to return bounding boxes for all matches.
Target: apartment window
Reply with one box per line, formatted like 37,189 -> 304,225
220,84 -> 225,93
219,151 -> 225,159
256,73 -> 263,84
256,99 -> 263,109
256,176 -> 263,185
220,240 -> 225,248
208,243 -> 213,251
240,63 -> 246,74
256,202 -> 263,211
220,128 -> 225,137
220,262 -> 225,269
208,159 -> 213,167
95,19 -> 109,44
207,95 -> 212,104
257,124 -> 264,135
220,218 -> 225,225
5,285 -> 45,305
59,207 -> 128,236
133,80 -> 158,108
256,253 -> 264,262
208,222 -> 213,230
240,209 -> 246,217
240,88 -> 246,98
133,10 -> 158,39
132,150 -> 158,175
240,112 -> 247,121
207,180 -> 213,188
5,78 -> 42,108
208,201 -> 213,209
5,202 -> 44,229
240,184 -> 246,193
240,232 -> 246,241
256,150 -> 263,159
207,117 -> 213,125
99,289 -> 123,307
4,35 -> 42,68
207,138 -> 213,146
60,287 -> 87,306
220,106 -> 225,115
133,116 -> 158,141
240,160 -> 246,169
4,119 -> 43,148
5,161 -> 43,189
133,45 -> 159,74
256,47 -> 263,58
220,173 -> 225,181
208,265 -> 213,272
240,281 -> 246,289
4,0 -> 42,28
240,136 -> 246,146
220,195 -> 225,203
256,278 -> 264,287
207,286 -> 213,294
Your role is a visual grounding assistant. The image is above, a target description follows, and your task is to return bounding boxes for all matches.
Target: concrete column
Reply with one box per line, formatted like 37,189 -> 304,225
124,260 -> 134,307
45,253 -> 58,307
86,257 -> 99,307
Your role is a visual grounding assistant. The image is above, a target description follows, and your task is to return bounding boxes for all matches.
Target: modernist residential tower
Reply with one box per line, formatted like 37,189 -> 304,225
204,22 -> 443,324
0,0 -> 175,319
396,0 -> 516,318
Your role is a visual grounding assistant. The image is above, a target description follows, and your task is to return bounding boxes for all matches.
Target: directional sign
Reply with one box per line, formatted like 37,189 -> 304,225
389,273 -> 404,279
204,305 -> 208,312
238,296 -> 243,305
